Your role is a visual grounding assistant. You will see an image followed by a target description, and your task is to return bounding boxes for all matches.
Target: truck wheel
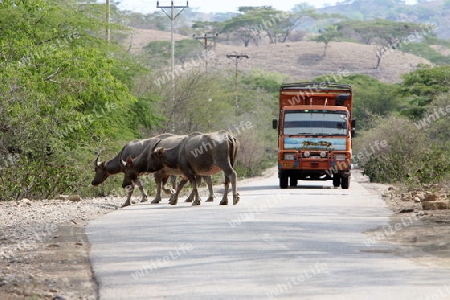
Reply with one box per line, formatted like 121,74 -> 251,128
280,174 -> 288,189
341,176 -> 350,189
332,175 -> 341,187
290,178 -> 298,187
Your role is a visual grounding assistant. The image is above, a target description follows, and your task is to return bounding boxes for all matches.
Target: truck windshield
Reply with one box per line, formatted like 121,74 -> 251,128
283,111 -> 348,136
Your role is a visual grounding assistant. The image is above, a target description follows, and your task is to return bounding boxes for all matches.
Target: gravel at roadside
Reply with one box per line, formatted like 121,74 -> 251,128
0,196 -> 125,300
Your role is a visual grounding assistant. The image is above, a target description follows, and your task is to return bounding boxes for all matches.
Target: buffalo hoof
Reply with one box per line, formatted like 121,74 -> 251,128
140,197 -> 148,203
192,200 -> 201,206
121,202 -> 130,208
184,194 -> 194,202
151,199 -> 160,204
169,201 -> 178,205
220,199 -> 228,205
205,196 -> 215,202
233,194 -> 240,205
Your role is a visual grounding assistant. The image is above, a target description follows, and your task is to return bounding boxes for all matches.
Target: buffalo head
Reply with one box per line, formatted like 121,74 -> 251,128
91,155 -> 109,186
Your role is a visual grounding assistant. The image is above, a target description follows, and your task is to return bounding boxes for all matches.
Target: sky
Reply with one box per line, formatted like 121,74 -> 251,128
116,1 -> 417,14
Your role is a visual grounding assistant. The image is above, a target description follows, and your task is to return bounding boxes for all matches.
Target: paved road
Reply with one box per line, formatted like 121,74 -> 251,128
87,171 -> 450,300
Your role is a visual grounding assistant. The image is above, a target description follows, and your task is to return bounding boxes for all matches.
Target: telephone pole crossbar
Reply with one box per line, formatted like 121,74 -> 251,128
193,33 -> 218,72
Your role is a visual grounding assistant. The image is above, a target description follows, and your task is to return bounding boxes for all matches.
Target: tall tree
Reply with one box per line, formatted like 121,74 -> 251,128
337,19 -> 425,69
0,0 -> 156,200
222,9 -> 263,47
312,25 -> 342,56
222,5 -> 322,46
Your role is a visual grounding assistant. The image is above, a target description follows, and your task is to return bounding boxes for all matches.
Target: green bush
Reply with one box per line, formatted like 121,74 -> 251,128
355,114 -> 450,186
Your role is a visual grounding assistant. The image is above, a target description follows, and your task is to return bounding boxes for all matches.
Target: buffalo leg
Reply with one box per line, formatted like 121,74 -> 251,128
121,183 -> 135,208
190,176 -> 201,206
168,179 -> 188,205
185,176 -> 214,203
151,173 -> 164,204
161,175 -> 176,195
184,191 -> 194,202
204,176 -> 215,202
220,175 -> 230,205
135,178 -> 148,203
185,176 -> 202,202
231,171 -> 240,205
220,169 -> 239,205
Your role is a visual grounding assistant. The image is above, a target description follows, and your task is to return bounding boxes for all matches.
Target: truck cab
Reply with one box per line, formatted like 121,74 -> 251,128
273,82 -> 355,189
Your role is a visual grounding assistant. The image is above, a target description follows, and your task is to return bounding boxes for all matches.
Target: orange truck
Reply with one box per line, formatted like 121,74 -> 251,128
272,82 -> 356,189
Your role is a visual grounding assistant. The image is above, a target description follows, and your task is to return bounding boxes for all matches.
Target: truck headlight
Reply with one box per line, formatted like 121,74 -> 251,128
303,151 -> 310,158
334,154 -> 347,161
284,153 -> 295,160
320,151 -> 327,158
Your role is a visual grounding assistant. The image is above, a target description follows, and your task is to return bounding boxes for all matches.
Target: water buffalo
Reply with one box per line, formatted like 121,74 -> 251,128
91,134 -> 177,207
92,134 -> 216,208
122,130 -> 239,206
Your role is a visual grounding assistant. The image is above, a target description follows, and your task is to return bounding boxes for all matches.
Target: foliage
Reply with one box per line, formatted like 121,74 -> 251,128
311,25 -> 343,56
353,64 -> 450,187
354,116 -> 425,184
118,10 -> 169,31
232,70 -> 283,176
337,19 -> 423,45
221,9 -> 263,47
425,92 -> 450,142
321,0 -> 449,39
356,91 -> 450,186
192,20 -> 225,35
399,38 -> 450,65
336,19 -> 426,69
357,115 -> 450,186
221,6 -> 321,46
0,0 -> 159,201
396,65 -> 450,118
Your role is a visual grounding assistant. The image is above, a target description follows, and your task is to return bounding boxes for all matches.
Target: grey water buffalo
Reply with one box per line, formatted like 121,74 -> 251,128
122,130 -> 240,206
91,134 -> 178,207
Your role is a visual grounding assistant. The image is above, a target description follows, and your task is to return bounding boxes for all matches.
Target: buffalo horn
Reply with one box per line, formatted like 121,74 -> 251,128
120,159 -> 127,167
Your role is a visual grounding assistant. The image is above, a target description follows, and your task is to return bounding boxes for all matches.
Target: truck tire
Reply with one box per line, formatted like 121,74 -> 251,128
280,173 -> 288,189
290,178 -> 298,187
332,174 -> 341,187
341,176 -> 350,189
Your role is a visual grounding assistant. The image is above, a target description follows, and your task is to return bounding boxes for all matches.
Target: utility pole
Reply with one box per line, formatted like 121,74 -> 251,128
157,1 -> 189,93
226,53 -> 249,115
193,32 -> 218,73
106,0 -> 110,42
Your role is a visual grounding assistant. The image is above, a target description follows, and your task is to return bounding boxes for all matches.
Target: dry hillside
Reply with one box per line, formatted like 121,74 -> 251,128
126,28 -> 188,53
126,28 -> 432,83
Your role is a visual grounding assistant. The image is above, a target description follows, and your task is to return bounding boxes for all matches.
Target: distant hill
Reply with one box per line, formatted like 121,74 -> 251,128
126,28 -> 431,83
319,0 -> 450,39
